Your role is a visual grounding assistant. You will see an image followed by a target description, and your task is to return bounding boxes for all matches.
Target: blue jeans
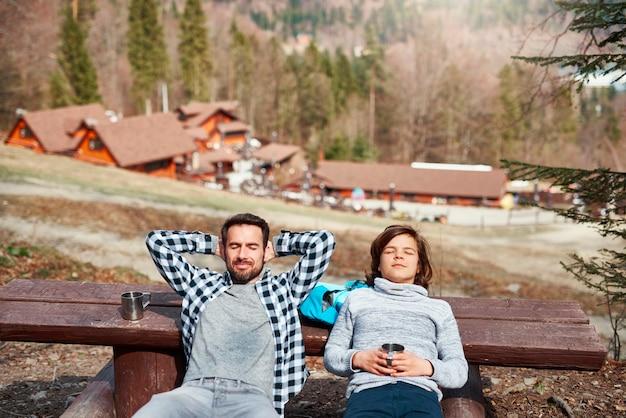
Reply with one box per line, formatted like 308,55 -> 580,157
344,382 -> 443,418
132,377 -> 279,418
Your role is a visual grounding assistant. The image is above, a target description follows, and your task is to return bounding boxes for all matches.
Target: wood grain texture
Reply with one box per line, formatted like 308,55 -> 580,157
0,279 -> 590,322
0,300 -> 182,348
0,279 -> 178,306
113,348 -> 183,418
441,364 -> 485,418
0,279 -> 607,370
61,361 -> 115,418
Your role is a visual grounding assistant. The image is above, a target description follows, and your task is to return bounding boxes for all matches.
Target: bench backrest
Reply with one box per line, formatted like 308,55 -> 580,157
0,279 -> 607,370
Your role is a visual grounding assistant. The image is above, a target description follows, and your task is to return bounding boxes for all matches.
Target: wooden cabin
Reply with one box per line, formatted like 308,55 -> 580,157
216,121 -> 251,148
176,101 -> 246,149
315,160 -> 507,207
184,128 -> 211,152
252,143 -> 307,188
74,113 -> 195,179
179,147 -> 241,185
176,100 -> 239,122
4,104 -> 108,154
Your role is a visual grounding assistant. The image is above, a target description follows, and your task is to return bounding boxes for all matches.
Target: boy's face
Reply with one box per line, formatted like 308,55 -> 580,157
224,224 -> 266,284
379,233 -> 419,284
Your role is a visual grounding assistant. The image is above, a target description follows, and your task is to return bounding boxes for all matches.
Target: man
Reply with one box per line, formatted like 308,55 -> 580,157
134,213 -> 335,417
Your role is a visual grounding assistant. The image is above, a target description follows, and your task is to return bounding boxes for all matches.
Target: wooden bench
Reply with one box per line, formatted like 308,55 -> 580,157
0,279 -> 607,417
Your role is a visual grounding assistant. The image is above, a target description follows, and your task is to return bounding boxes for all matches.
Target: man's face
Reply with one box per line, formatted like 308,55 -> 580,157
224,224 -> 266,284
379,233 -> 419,284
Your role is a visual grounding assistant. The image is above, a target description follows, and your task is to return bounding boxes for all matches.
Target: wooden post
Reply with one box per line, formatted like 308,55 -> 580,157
61,361 -> 115,418
441,364 -> 485,418
112,347 -> 185,418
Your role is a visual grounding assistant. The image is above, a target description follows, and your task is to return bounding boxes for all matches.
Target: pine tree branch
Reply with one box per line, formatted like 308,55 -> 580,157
501,159 -> 626,237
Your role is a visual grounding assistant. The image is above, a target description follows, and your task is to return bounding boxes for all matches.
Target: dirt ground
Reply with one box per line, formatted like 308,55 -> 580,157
1,342 -> 624,418
1,177 -> 625,416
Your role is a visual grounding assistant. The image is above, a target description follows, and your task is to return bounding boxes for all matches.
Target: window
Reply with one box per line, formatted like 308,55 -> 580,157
19,127 -> 32,138
88,137 -> 104,151
145,159 -> 169,172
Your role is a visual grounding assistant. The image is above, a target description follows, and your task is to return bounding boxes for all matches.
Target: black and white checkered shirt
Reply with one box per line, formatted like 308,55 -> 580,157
146,229 -> 335,415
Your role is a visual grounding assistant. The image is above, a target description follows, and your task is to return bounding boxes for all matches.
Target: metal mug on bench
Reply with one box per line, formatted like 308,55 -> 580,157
121,291 -> 151,321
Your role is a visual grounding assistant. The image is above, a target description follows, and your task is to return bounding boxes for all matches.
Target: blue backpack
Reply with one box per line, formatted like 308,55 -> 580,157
299,280 -> 368,325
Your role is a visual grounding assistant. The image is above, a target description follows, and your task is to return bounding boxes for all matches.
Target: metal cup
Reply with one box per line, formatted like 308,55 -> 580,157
121,291 -> 151,321
381,343 -> 405,367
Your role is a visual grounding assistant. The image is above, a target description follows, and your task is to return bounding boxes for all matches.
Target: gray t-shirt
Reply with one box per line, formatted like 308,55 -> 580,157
183,283 -> 275,399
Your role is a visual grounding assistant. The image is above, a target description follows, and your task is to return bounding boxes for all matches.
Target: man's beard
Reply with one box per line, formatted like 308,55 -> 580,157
226,258 -> 264,284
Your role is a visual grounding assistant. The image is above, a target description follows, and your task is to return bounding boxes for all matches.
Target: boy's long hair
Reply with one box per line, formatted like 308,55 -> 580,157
366,224 -> 433,289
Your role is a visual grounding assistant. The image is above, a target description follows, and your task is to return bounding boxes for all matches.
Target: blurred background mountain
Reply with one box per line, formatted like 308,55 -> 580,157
0,0 -> 624,169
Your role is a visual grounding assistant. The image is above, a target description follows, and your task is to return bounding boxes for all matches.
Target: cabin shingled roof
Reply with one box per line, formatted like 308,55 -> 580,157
21,103 -> 108,153
178,100 -> 239,117
92,113 -> 196,167
184,127 -> 209,140
252,143 -> 301,164
316,160 -> 507,199
199,147 -> 241,164
217,121 -> 250,135
181,101 -> 240,128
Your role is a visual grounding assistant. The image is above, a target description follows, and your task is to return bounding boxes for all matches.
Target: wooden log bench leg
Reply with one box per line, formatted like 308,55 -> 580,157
441,364 -> 485,418
112,347 -> 185,418
61,360 -> 115,418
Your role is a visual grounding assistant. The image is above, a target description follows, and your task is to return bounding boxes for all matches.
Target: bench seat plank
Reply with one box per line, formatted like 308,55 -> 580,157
456,318 -> 605,370
0,279 -> 590,323
0,279 -> 177,306
0,299 -> 605,370
0,300 -> 182,348
445,296 -> 589,324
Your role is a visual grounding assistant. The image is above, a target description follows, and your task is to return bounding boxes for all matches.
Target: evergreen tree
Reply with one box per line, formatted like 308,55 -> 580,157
229,21 -> 254,116
352,134 -> 375,161
298,43 -> 334,140
513,1 -> 626,88
496,63 -> 532,160
496,62 -> 579,163
502,161 -> 626,359
325,135 -> 351,160
127,0 -> 169,112
332,48 -> 355,111
49,70 -> 75,108
55,5 -> 101,104
178,0 -> 212,101
506,0 -> 626,359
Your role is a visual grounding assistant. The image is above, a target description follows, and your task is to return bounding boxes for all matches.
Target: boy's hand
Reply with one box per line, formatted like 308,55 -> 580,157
388,352 -> 433,377
352,349 -> 396,376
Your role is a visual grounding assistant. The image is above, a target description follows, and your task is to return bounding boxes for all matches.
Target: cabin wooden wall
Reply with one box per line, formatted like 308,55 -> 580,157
5,119 -> 44,153
128,160 -> 176,179
74,130 -> 116,166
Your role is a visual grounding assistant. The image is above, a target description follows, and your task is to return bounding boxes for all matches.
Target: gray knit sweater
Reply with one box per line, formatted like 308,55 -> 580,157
323,278 -> 468,401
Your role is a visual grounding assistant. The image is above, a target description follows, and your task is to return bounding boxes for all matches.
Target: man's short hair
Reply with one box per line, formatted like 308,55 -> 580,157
221,213 -> 270,246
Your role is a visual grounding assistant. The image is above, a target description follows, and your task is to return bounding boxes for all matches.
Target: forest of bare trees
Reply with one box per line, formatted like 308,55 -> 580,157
0,0 -> 624,169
